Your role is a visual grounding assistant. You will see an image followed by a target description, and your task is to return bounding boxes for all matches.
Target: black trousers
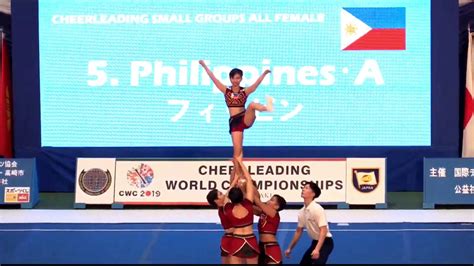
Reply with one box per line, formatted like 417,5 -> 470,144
299,237 -> 334,265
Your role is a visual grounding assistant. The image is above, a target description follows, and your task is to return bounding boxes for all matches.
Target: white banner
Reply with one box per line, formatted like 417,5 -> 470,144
74,158 -> 116,204
113,159 -> 347,204
345,158 -> 386,205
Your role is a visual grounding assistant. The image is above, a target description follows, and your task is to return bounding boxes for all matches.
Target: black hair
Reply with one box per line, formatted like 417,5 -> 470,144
206,189 -> 218,207
228,187 -> 244,203
306,181 -> 321,199
229,68 -> 243,79
273,194 -> 287,212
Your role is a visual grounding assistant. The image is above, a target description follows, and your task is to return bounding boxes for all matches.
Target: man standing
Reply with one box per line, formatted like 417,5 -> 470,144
284,181 -> 334,264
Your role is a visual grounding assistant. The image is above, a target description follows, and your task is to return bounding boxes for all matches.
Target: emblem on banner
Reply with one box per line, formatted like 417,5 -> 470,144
127,163 -> 154,188
78,168 -> 112,196
352,168 -> 379,193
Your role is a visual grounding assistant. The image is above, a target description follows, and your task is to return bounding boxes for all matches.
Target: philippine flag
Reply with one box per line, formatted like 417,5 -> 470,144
341,7 -> 406,50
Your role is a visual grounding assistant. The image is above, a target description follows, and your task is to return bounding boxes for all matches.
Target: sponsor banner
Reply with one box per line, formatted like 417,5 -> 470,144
74,158 -> 116,204
113,159 -> 347,204
0,158 -> 39,207
423,158 -> 474,206
345,158 -> 386,205
4,187 -> 30,203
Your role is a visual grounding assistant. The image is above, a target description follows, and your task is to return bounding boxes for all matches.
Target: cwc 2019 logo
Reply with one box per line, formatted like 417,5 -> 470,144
79,168 -> 112,196
352,168 -> 379,193
127,163 -> 154,188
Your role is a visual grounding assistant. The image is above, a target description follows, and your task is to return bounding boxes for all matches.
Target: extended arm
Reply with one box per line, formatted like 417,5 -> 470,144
311,226 -> 328,259
199,60 -> 227,93
245,69 -> 271,95
225,159 -> 240,195
254,196 -> 277,218
285,227 -> 303,258
236,157 -> 254,203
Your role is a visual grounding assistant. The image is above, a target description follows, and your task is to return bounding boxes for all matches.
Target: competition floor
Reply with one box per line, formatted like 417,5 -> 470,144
1,209 -> 473,264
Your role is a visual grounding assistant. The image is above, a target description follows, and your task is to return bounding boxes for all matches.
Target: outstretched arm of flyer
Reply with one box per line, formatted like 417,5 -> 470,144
199,60 -> 227,93
245,69 -> 271,95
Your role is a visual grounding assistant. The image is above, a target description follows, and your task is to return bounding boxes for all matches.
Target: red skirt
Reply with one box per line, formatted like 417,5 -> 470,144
259,241 -> 282,264
220,233 -> 234,256
229,111 -> 250,134
229,233 -> 260,258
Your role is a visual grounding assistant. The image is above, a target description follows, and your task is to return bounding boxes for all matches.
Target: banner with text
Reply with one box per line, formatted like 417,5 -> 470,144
423,158 -> 474,208
0,158 -> 39,208
113,159 -> 347,204
39,0 -> 431,147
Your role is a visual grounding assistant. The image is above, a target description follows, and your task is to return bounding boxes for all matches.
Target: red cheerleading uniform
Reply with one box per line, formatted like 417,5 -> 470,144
218,204 -> 234,256
224,198 -> 260,258
225,87 -> 248,108
225,87 -> 251,134
258,212 -> 280,235
258,212 -> 282,264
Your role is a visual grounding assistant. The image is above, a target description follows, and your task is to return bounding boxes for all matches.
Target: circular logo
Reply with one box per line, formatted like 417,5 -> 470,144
127,163 -> 154,188
79,168 -> 112,196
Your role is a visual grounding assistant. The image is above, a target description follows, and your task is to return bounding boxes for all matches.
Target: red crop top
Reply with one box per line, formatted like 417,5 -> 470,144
258,212 -> 280,235
218,205 -> 233,230
225,87 -> 248,108
224,198 -> 254,228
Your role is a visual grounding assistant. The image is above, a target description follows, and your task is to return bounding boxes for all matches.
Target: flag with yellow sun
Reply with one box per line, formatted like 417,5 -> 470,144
341,7 -> 406,50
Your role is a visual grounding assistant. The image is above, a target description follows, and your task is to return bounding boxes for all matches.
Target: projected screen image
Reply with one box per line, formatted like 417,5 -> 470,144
38,0 -> 431,147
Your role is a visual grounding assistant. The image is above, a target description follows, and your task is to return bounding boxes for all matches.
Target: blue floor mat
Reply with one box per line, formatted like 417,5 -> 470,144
1,223 -> 473,264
